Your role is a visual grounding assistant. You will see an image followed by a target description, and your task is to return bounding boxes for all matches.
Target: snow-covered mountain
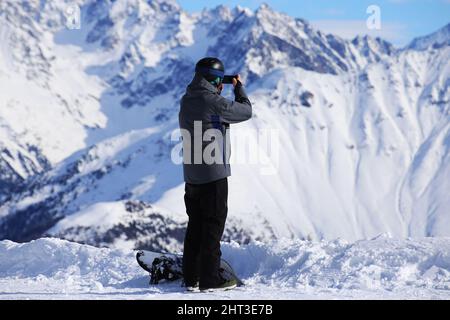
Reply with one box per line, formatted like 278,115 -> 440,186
407,23 -> 450,51
0,0 -> 449,250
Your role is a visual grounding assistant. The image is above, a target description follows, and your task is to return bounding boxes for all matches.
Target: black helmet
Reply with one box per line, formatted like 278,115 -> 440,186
195,57 -> 225,85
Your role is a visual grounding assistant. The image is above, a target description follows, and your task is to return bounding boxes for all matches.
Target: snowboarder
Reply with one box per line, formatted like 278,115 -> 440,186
179,57 -> 252,292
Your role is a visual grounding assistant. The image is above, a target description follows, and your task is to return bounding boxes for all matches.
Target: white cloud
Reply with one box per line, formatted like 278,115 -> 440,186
311,19 -> 410,46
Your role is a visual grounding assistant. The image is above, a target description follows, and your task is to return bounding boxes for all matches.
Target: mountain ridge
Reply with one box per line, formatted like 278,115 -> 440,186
0,0 -> 449,249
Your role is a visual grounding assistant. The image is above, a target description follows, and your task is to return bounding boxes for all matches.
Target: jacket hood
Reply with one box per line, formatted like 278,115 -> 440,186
186,73 -> 219,95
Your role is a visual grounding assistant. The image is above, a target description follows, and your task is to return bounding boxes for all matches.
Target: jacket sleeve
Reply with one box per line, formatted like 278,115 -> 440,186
214,82 -> 252,124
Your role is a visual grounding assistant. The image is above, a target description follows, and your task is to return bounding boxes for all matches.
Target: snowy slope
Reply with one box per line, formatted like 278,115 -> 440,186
0,237 -> 449,299
0,0 -> 105,201
0,1 -> 449,249
1,50 -> 448,243
0,0 -> 239,198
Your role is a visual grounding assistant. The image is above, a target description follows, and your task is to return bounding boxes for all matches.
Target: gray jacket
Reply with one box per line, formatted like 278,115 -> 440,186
179,73 -> 252,184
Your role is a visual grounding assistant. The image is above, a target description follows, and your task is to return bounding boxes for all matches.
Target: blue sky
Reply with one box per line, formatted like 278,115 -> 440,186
177,0 -> 450,46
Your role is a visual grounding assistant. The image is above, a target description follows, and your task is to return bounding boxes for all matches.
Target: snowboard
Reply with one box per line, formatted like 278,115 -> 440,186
136,250 -> 244,287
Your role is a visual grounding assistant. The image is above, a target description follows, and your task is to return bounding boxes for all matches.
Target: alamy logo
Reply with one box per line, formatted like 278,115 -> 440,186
366,5 -> 381,30
64,3 -> 81,30
170,121 -> 280,176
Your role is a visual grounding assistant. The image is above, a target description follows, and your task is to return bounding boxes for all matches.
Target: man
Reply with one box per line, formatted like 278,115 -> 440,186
179,57 -> 252,292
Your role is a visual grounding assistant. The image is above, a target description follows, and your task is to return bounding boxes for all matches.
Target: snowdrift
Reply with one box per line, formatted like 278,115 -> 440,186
0,237 -> 449,299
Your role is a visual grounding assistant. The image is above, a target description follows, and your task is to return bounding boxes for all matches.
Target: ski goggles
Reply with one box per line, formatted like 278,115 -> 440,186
195,66 -> 225,80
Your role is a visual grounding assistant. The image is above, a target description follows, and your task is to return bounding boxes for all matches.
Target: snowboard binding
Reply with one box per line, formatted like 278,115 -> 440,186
136,250 -> 243,287
149,255 -> 183,284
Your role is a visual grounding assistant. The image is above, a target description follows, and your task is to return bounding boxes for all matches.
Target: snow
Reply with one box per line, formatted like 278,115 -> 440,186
407,23 -> 450,51
0,0 -> 449,296
0,237 -> 449,299
3,42 -> 449,242
14,186 -> 58,212
49,202 -> 130,231
0,19 -> 14,72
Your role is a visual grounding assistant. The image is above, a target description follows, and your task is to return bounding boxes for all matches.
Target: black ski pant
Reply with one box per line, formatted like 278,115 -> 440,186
182,178 -> 228,288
